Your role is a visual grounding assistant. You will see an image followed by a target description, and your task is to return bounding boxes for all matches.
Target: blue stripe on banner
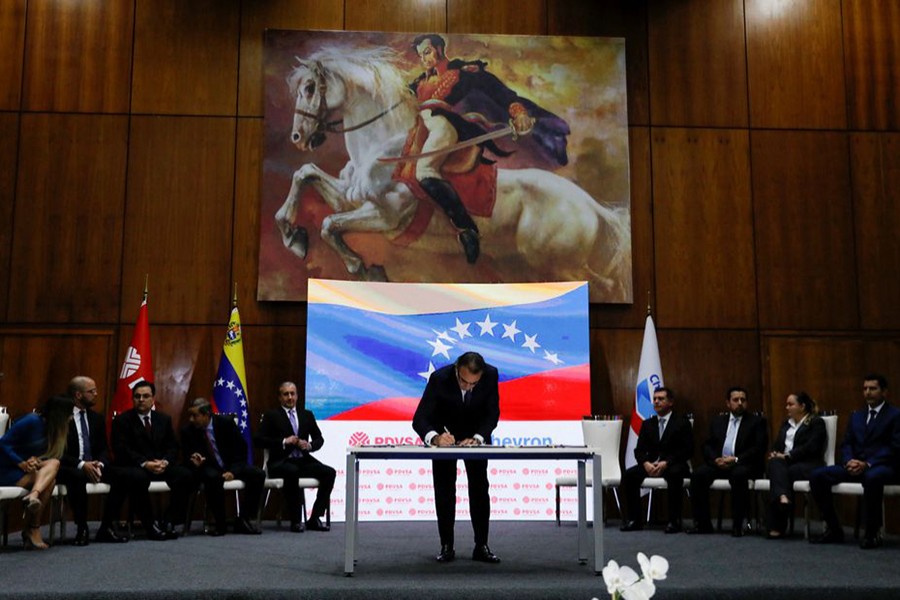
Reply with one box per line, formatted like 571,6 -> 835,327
306,284 -> 589,419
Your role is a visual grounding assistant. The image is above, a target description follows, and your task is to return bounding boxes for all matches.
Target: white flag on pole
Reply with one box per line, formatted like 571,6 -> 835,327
625,314 -> 664,469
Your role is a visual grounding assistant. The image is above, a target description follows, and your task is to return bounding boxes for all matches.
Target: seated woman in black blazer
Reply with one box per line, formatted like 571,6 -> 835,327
765,392 -> 826,539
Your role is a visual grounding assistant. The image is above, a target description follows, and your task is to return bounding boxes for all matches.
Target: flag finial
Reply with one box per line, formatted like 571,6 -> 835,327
646,290 -> 652,316
143,274 -> 149,301
232,282 -> 238,308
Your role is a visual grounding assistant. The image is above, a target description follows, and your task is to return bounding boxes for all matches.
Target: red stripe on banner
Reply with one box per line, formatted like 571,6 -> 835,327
328,364 -> 590,421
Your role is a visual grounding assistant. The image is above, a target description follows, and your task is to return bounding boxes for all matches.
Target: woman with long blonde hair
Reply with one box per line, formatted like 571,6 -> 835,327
0,395 -> 75,549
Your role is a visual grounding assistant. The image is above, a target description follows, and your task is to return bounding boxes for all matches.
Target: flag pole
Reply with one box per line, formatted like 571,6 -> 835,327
232,282 -> 238,308
144,273 -> 149,301
646,289 -> 651,316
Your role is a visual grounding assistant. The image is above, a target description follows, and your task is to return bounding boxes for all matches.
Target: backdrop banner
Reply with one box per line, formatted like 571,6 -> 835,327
306,279 -> 591,521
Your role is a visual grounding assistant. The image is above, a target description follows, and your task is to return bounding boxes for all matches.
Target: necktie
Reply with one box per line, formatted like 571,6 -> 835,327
288,409 -> 301,458
464,390 -> 472,404
205,428 -> 224,468
723,416 -> 738,457
867,409 -> 877,426
658,417 -> 667,439
79,411 -> 92,461
143,415 -> 152,435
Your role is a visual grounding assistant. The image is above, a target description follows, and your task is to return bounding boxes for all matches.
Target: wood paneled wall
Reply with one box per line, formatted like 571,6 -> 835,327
1,1 -> 899,475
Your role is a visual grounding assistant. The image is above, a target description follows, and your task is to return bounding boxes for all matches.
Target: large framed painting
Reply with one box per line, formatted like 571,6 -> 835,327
261,30 -> 632,303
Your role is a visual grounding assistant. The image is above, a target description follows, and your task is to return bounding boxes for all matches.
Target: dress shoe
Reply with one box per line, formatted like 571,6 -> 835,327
664,521 -> 682,534
206,526 -> 226,537
289,521 -> 305,533
145,523 -> 169,541
162,522 -> 181,540
859,535 -> 883,549
234,517 -> 261,535
731,527 -> 744,538
436,544 -> 456,562
686,523 -> 714,534
620,520 -> 644,532
73,525 -> 90,547
95,526 -> 128,544
472,544 -> 501,563
306,517 -> 330,532
810,529 -> 844,545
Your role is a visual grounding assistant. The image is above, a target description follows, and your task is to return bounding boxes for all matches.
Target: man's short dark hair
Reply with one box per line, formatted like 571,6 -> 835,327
190,397 -> 213,416
727,386 -> 747,399
654,386 -> 674,401
132,380 -> 156,397
864,373 -> 889,390
456,351 -> 485,374
412,33 -> 446,54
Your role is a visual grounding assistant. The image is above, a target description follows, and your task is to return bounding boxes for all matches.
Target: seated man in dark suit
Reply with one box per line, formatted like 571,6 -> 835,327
111,380 -> 198,540
620,386 -> 693,533
810,374 -> 900,549
182,397 -> 264,536
256,381 -> 335,532
57,375 -> 129,545
688,386 -> 767,536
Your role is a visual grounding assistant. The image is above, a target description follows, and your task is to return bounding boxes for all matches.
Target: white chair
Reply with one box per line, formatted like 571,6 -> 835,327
554,419 -> 622,525
260,448 -> 328,528
0,411 -> 28,549
642,417 -> 694,523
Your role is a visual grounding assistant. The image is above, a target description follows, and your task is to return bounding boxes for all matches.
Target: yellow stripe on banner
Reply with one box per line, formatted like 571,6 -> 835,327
223,306 -> 249,393
307,279 -> 587,315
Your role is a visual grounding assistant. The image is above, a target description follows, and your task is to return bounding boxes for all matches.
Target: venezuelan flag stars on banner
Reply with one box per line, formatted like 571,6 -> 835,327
212,305 -> 253,463
418,314 -> 565,383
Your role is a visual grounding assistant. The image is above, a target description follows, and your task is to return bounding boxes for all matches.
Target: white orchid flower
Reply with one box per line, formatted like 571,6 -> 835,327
636,552 -> 669,581
621,577 -> 656,600
602,560 -> 640,595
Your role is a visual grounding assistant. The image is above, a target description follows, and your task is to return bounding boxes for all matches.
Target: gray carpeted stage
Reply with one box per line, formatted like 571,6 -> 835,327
2,520 -> 897,599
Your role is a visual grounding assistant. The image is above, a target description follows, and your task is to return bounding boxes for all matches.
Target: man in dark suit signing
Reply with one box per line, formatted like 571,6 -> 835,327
111,380 -> 198,540
182,397 -> 264,536
810,374 -> 900,549
688,386 -> 767,536
620,386 -> 693,533
256,381 -> 335,532
412,351 -> 501,564
57,376 -> 129,545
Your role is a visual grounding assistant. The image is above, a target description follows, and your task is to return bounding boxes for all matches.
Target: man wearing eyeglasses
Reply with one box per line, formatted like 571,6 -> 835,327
413,351 -> 501,564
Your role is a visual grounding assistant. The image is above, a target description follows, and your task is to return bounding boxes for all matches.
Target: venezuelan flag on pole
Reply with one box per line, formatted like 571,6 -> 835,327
625,311 -> 664,470
108,287 -> 153,437
212,303 -> 253,463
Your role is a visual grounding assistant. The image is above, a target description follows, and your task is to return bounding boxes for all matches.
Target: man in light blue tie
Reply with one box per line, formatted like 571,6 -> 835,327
688,387 -> 767,536
256,382 -> 335,533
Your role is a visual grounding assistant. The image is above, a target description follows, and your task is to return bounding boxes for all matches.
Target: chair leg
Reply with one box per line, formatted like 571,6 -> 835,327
645,489 -> 654,523
555,485 -> 561,526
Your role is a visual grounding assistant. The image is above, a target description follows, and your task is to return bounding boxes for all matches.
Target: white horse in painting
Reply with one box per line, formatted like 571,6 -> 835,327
274,46 -> 632,301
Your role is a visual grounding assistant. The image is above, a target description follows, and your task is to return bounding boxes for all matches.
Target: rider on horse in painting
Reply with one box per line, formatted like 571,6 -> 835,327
401,34 -> 571,264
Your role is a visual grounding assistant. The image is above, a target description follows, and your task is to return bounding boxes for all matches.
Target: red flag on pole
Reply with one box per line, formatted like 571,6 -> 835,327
107,294 -> 154,436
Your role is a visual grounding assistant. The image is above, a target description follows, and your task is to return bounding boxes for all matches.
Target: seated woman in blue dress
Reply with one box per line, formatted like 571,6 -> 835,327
0,395 -> 75,549
765,391 -> 827,539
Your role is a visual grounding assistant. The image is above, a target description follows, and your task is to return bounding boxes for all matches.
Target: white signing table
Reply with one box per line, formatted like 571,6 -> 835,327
344,445 -> 602,575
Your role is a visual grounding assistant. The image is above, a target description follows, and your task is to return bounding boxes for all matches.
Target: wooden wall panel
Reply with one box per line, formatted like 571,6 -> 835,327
590,328 -> 643,419
850,133 -> 900,330
549,0 -> 649,127
234,119 -> 305,326
0,0 -> 25,110
764,335 -> 900,431
346,0 -> 446,32
843,0 -> 900,131
0,330 -> 113,418
648,0 -> 748,128
0,114 -> 17,321
449,0 -> 546,34
592,127 -> 650,329
122,117 -> 236,324
238,0 -> 344,117
745,0 -> 846,129
132,0 -> 240,115
22,0 -> 133,113
242,325 -> 308,418
653,128 -> 756,329
752,131 -> 857,330
9,114 -> 128,324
